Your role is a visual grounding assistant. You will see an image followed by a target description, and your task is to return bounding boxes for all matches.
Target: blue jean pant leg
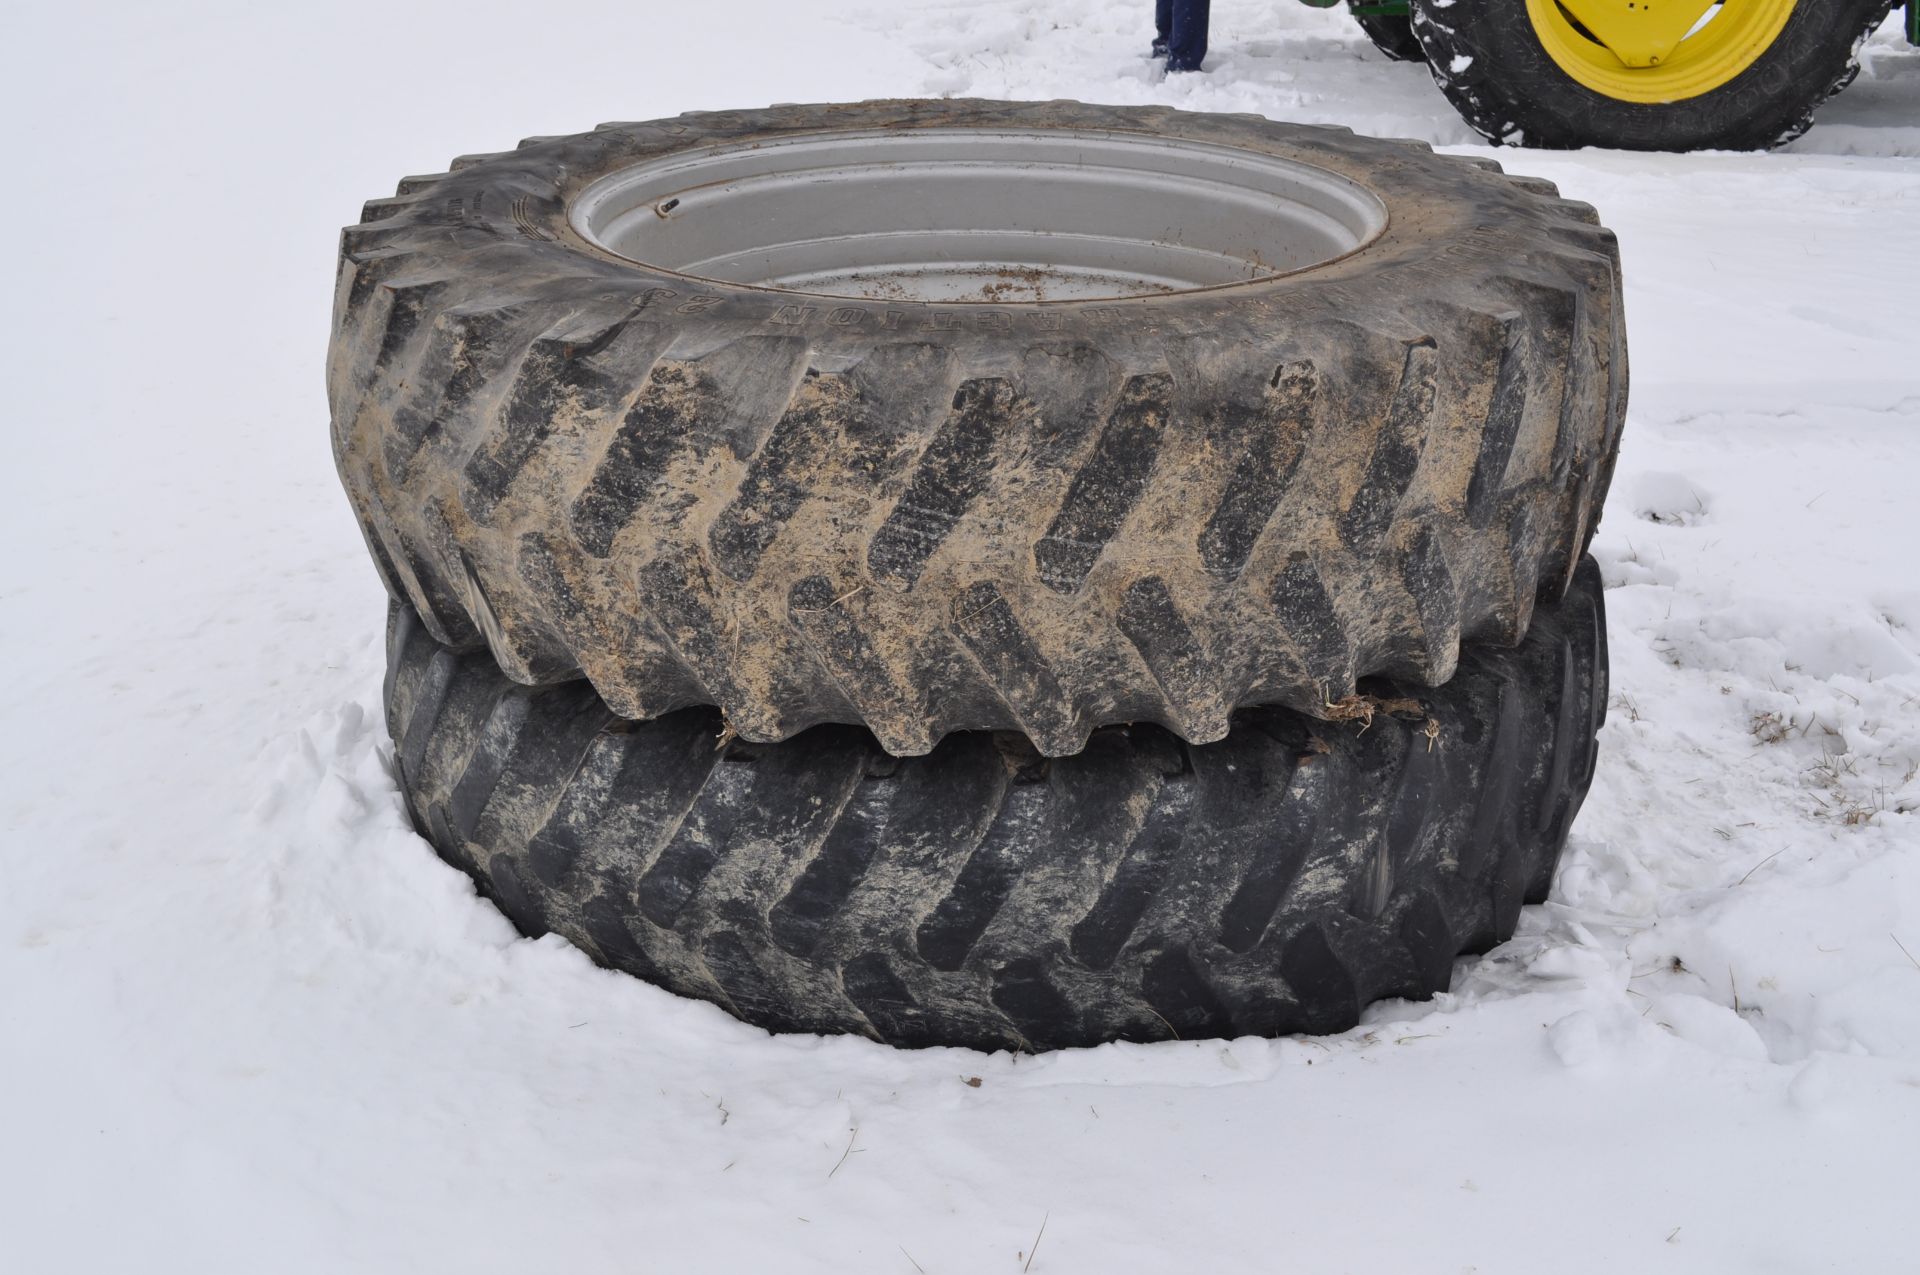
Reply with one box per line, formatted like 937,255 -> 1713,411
1162,0 -> 1209,70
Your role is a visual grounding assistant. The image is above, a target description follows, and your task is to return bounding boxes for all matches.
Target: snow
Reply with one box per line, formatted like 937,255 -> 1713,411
4,2 -> 1918,1270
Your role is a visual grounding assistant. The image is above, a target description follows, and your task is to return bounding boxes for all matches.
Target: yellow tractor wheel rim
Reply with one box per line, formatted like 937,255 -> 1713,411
1526,0 -> 1798,103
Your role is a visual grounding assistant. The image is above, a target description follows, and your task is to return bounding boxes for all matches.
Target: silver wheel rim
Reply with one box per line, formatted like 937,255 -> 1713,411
569,128 -> 1389,304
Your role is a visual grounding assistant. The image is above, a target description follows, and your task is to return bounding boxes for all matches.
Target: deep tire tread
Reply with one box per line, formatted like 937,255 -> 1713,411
333,101 -> 1626,756
385,558 -> 1608,1050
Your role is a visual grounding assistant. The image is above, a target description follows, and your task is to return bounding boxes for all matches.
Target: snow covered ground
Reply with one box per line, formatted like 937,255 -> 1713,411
4,2 -> 1918,1270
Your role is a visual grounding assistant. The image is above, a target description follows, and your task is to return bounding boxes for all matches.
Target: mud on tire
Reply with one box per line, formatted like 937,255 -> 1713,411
384,558 -> 1607,1051
334,99 -> 1624,756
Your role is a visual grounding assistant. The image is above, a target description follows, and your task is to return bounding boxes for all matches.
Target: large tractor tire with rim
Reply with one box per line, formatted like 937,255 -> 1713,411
1410,0 -> 1895,151
332,99 -> 1624,758
385,558 -> 1608,1051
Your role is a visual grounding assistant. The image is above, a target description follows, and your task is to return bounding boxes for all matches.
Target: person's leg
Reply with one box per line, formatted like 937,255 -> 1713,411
1166,0 -> 1209,71
1152,0 -> 1171,57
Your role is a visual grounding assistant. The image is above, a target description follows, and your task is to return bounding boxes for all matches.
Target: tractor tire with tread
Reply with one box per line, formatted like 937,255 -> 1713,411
1352,6 -> 1427,63
384,557 -> 1608,1051
334,99 -> 1624,757
1409,0 -> 1895,151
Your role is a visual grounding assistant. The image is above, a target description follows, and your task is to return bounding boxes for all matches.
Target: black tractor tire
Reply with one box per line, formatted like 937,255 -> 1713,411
334,99 -> 1625,758
384,557 -> 1608,1051
1410,0 -> 1895,151
1351,6 -> 1427,63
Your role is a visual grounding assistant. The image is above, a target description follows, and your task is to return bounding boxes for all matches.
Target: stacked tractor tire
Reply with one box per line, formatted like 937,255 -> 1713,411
331,100 -> 1625,1051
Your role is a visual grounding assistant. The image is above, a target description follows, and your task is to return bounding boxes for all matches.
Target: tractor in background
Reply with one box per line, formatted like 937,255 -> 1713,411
1316,0 -> 1910,150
